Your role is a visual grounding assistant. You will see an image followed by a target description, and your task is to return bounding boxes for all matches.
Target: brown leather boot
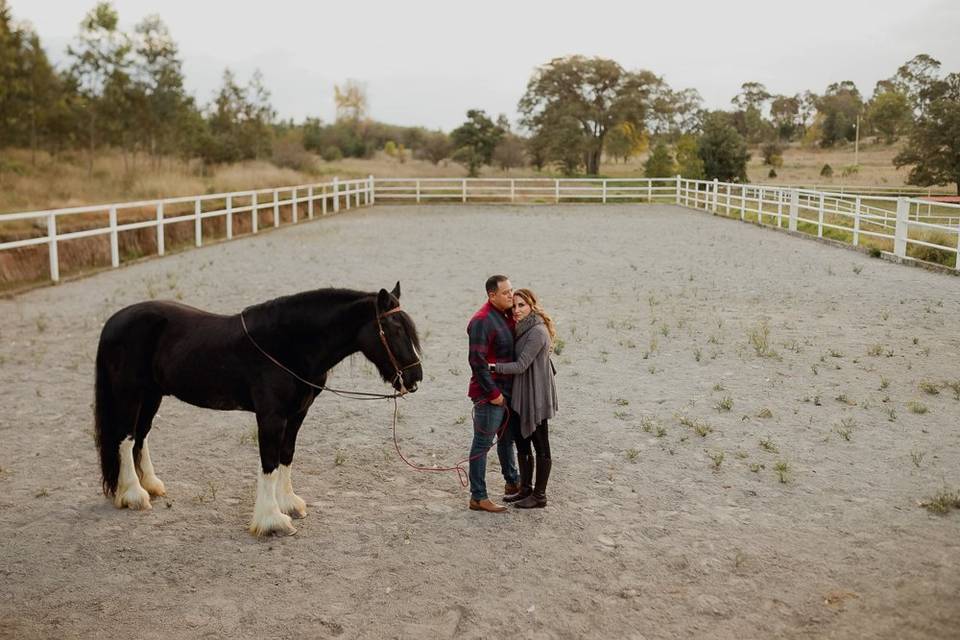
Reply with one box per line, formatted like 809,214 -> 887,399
505,454 -> 534,503
503,482 -> 521,498
469,498 -> 507,513
515,458 -> 551,509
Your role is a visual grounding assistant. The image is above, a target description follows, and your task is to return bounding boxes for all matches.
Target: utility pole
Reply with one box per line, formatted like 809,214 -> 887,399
854,113 -> 860,167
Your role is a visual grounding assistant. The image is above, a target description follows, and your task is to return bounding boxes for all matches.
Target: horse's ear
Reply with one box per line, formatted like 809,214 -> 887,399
391,281 -> 401,299
377,288 -> 394,310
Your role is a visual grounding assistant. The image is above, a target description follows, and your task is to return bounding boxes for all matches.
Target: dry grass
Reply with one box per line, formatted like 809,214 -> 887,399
0,140 -> 935,218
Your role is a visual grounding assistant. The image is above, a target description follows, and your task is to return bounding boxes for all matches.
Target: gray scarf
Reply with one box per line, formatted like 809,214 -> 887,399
515,313 -> 543,338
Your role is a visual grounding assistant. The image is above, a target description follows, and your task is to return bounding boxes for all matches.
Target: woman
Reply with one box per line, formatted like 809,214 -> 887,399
490,288 -> 558,508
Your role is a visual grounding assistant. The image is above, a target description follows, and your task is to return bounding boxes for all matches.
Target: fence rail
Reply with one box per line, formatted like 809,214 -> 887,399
2,175 -> 958,286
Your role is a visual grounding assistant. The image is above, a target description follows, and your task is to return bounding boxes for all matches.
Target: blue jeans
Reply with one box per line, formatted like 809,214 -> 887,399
468,401 -> 519,501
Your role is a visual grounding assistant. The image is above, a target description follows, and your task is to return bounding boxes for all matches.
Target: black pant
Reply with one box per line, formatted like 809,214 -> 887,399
511,415 -> 551,460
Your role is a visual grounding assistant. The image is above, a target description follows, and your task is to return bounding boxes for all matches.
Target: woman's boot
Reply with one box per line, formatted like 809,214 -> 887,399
515,458 -> 550,508
505,454 -> 533,503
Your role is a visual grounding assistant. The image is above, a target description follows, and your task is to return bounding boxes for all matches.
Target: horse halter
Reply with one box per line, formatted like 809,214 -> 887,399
375,305 -> 422,393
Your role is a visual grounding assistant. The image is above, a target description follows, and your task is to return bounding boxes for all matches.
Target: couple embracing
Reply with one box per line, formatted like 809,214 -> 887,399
466,275 -> 558,513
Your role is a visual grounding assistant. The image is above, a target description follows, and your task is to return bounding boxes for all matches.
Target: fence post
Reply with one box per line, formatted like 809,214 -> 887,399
226,194 -> 233,239
789,189 -> 799,231
510,179 -> 516,203
333,178 -> 339,213
853,196 -> 861,246
463,179 -> 467,203
47,213 -> 59,283
345,181 -> 351,210
894,197 -> 909,258
725,183 -> 731,215
109,206 -> 120,265
273,189 -> 280,226
355,181 -> 360,208
308,186 -> 314,219
369,175 -> 375,205
321,185 -> 327,215
776,190 -> 783,227
602,179 -> 607,204
291,188 -> 298,223
193,199 -> 202,247
740,186 -> 746,221
712,179 -> 719,213
156,202 -> 165,256
817,193 -> 825,238
647,180 -> 652,203
416,179 -> 421,203
758,187 -> 764,224
675,175 -> 681,205
555,179 -> 560,204
252,192 -> 259,233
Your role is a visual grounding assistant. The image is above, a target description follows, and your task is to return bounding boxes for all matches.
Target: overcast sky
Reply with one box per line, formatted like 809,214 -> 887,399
13,0 -> 960,131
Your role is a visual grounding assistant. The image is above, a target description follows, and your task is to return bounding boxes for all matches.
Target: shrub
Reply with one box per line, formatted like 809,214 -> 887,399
768,168 -> 777,178
321,145 -> 343,162
761,142 -> 783,167
820,163 -> 834,178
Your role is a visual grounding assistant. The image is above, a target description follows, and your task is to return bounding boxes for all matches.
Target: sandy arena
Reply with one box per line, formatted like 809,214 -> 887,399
1,203 -> 958,639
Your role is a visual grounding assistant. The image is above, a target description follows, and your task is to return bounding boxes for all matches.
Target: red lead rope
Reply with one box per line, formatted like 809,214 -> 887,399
390,397 -> 511,487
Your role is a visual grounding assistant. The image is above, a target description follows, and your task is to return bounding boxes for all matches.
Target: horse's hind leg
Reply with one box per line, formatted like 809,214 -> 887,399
249,412 -> 296,537
276,410 -> 308,519
115,396 -> 152,511
134,391 -> 165,497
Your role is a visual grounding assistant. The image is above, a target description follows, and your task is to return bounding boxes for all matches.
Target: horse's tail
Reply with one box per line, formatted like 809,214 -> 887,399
94,340 -> 121,496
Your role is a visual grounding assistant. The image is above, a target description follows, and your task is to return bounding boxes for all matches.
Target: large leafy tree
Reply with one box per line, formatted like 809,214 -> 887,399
697,112 -> 749,182
866,89 -> 912,144
519,55 -> 658,175
894,73 -> 960,194
644,141 -> 675,178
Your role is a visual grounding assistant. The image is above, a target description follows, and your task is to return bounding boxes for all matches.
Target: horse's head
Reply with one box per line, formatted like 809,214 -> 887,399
358,282 -> 423,394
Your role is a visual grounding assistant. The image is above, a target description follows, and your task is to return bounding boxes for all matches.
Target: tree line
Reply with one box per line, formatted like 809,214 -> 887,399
1,1 -> 958,192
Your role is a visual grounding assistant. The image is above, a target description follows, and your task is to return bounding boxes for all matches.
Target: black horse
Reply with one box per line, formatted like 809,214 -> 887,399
94,283 -> 421,536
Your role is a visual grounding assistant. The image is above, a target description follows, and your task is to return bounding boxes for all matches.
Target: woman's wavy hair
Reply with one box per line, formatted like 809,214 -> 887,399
513,288 -> 557,348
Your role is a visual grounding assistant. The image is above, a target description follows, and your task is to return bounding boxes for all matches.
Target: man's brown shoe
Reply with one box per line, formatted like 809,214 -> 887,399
469,498 -> 507,513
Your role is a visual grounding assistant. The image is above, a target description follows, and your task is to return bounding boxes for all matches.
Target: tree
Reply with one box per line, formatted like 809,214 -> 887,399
66,1 -> 132,173
644,142 -> 675,178
891,54 -> 941,117
816,81 -> 862,147
132,14 -> 195,162
450,109 -> 503,176
519,55 -> 658,175
866,90 -> 912,144
202,68 -> 275,163
334,79 -> 367,123
648,85 -> 702,138
697,112 -> 749,182
675,135 -> 704,179
770,94 -> 800,140
894,73 -> 960,194
491,134 -> 526,171
604,121 -> 646,163
414,130 -> 452,164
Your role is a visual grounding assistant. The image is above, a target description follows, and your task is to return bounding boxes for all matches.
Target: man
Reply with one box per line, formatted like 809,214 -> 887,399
466,274 -> 521,513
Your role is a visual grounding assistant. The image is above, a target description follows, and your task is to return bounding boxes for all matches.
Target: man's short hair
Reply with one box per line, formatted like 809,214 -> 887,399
485,274 -> 509,295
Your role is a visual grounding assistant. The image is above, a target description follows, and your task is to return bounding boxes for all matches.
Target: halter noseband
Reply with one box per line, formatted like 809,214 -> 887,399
375,305 -> 422,392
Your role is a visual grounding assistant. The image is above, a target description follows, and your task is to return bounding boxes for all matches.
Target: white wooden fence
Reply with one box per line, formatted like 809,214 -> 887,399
1,175 -> 958,286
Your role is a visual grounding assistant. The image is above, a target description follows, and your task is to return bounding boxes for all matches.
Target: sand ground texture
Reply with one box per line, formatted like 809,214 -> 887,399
1,204 -> 958,639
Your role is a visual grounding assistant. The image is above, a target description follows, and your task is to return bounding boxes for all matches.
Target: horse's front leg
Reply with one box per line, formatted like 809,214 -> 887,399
276,409 -> 308,519
249,412 -> 297,537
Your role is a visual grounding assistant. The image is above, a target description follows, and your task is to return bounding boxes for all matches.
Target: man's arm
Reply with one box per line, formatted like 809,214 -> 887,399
468,318 -> 502,403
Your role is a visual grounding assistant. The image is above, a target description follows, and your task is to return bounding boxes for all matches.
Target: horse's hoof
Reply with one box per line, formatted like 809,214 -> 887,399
140,476 -> 166,497
278,493 -> 307,519
249,511 -> 297,537
114,486 -> 152,511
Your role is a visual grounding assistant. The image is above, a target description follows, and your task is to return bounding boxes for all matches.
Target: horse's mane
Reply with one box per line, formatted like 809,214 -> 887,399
245,288 -> 420,351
